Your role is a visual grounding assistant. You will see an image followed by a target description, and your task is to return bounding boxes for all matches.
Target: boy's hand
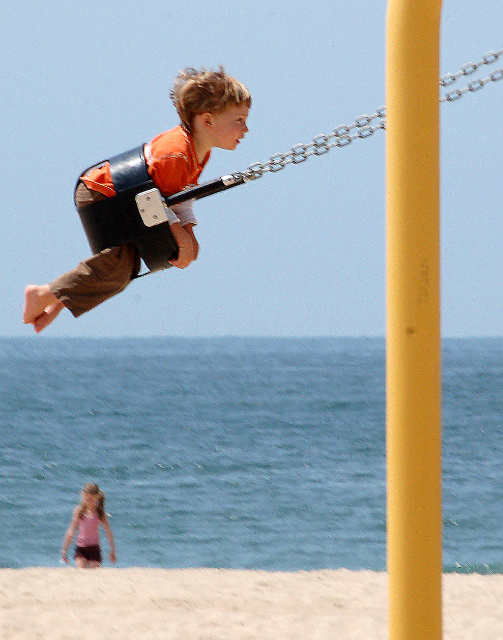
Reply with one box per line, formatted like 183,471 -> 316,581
170,244 -> 194,268
169,223 -> 198,269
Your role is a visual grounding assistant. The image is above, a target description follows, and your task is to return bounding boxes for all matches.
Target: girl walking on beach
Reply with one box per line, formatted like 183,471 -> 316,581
61,483 -> 117,568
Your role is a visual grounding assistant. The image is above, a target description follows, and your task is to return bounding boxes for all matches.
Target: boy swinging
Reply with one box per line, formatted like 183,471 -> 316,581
23,67 -> 251,333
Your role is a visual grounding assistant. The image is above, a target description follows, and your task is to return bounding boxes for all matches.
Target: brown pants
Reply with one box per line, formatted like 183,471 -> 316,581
49,183 -> 141,317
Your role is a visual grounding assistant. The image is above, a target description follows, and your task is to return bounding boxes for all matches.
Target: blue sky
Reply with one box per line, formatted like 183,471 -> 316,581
1,1 -> 501,338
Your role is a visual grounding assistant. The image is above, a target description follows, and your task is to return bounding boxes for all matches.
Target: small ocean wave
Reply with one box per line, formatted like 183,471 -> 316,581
444,562 -> 503,575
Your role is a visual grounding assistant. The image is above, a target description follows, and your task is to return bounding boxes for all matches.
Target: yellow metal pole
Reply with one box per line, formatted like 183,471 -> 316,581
386,1 -> 443,639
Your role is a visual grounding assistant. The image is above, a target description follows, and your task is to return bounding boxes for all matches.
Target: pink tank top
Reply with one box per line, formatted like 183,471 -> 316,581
76,511 -> 100,546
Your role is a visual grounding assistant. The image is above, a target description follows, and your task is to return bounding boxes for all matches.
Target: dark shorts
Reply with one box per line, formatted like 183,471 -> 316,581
74,544 -> 102,563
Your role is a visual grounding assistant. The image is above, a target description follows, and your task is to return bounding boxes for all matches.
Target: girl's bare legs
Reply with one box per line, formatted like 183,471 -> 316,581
23,284 -> 65,333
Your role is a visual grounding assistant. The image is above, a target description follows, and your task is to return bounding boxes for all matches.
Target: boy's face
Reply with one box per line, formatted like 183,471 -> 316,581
207,104 -> 249,150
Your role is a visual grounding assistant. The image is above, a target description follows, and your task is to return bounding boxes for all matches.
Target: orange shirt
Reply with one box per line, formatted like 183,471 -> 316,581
80,126 -> 210,198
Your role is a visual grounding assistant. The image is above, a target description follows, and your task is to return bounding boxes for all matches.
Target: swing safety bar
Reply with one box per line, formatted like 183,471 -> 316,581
163,173 -> 249,207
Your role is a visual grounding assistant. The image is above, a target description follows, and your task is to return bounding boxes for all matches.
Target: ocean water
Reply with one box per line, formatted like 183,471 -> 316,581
1,336 -> 502,573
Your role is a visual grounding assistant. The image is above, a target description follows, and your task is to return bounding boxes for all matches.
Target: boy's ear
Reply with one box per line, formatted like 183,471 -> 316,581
200,112 -> 213,129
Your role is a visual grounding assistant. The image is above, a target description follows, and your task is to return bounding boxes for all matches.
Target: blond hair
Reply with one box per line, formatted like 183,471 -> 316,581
170,66 -> 251,133
76,482 -> 106,521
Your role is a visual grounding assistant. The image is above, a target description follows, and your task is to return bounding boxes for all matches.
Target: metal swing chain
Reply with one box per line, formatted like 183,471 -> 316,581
439,48 -> 503,101
236,48 -> 503,183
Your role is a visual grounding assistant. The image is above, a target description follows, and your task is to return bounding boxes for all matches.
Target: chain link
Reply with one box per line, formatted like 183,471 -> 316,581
239,49 -> 503,182
439,49 -> 502,87
440,67 -> 503,102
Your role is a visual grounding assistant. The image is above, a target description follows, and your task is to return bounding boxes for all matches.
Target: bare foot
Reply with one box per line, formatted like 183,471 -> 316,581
23,284 -> 65,333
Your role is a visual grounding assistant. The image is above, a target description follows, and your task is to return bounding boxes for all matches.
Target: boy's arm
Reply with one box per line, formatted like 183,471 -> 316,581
183,223 -> 199,260
169,223 -> 197,268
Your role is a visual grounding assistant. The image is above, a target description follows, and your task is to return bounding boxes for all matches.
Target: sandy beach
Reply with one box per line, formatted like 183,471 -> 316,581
1,568 -> 502,639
